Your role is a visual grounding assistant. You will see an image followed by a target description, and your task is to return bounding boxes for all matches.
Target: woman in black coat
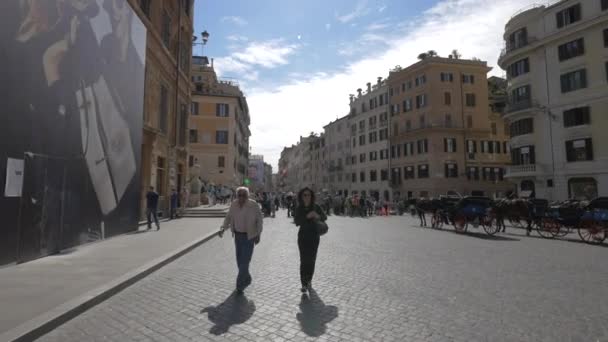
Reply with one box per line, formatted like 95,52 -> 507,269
294,187 -> 327,293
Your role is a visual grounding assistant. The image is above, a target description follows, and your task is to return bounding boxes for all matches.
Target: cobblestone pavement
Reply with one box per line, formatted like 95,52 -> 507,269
38,211 -> 608,342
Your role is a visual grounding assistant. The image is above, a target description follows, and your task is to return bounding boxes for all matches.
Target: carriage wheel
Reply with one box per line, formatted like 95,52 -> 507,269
482,216 -> 500,236
536,218 -> 560,239
453,215 -> 467,233
578,221 -> 607,244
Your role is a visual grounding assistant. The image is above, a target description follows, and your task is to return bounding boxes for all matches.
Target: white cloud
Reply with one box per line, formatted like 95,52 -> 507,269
378,5 -> 387,13
325,23 -> 332,31
244,0 -> 537,169
221,16 -> 248,26
226,35 -> 249,42
366,22 -> 390,31
336,0 -> 370,23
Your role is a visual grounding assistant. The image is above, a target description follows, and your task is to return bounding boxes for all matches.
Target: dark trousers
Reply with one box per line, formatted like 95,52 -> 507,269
146,208 -> 159,229
170,206 -> 177,219
298,231 -> 320,287
235,232 -> 255,290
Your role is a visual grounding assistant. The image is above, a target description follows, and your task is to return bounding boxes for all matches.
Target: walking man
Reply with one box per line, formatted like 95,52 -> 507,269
146,186 -> 160,230
170,189 -> 178,219
220,187 -> 263,294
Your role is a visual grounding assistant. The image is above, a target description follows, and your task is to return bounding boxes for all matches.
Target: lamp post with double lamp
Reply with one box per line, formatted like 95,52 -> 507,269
192,30 -> 210,57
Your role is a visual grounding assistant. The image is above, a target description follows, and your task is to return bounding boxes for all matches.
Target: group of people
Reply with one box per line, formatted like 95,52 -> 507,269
220,187 -> 327,295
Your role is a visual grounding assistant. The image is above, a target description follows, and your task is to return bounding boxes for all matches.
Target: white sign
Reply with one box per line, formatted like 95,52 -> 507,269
4,158 -> 24,197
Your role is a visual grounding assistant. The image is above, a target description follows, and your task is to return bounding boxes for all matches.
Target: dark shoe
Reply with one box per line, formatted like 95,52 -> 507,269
301,287 -> 307,293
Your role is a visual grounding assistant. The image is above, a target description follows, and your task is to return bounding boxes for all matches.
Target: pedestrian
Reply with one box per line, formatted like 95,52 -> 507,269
170,189 -> 178,219
220,187 -> 263,295
294,187 -> 327,294
146,186 -> 160,230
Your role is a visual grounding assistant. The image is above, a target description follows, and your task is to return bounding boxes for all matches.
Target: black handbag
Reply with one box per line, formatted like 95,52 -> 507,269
315,220 -> 329,236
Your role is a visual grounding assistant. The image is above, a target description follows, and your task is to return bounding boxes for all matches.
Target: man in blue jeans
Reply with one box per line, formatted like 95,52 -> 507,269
220,187 -> 263,294
146,186 -> 160,230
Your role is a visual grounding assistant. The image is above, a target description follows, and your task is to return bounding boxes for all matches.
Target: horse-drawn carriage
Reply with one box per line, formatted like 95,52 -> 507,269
539,197 -> 608,244
451,196 -> 499,235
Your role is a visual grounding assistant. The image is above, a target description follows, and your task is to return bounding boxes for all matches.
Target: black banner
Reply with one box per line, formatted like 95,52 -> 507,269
0,0 -> 147,265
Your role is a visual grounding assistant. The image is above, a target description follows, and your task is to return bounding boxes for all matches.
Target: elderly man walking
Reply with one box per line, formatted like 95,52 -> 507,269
220,187 -> 263,294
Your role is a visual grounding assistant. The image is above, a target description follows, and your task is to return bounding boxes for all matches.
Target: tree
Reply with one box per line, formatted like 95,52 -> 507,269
451,49 -> 461,59
427,50 -> 438,57
417,53 -> 428,60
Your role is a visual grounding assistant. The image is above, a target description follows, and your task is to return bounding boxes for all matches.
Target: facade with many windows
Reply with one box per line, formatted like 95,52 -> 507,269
189,57 -> 250,188
498,0 -> 608,200
387,57 -> 513,198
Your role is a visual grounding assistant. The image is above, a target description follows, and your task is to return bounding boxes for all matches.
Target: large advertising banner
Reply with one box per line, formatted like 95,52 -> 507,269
0,0 -> 147,265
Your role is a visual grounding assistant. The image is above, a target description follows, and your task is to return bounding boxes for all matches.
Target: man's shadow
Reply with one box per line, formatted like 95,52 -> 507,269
296,289 -> 339,337
200,292 -> 256,335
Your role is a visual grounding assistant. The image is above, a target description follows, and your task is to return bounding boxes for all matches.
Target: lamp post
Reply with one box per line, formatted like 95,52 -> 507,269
192,30 -> 210,56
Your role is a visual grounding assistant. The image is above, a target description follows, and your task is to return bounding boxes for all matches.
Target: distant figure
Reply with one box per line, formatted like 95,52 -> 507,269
170,189 -> 178,219
220,187 -> 263,294
146,186 -> 160,230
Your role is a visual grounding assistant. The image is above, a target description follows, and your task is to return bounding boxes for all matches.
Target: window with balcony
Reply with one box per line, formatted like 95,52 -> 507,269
445,163 -> 458,178
561,69 -> 587,93
417,139 -> 428,154
189,129 -> 198,143
467,167 -> 480,181
511,146 -> 535,165
416,94 -> 427,108
566,138 -> 593,162
216,130 -> 228,144
558,38 -> 585,61
418,165 -> 429,178
404,166 -> 415,180
444,138 -> 457,153
508,27 -> 528,50
507,58 -> 530,78
556,4 -> 581,29
509,85 -> 532,112
563,106 -> 590,127
444,92 -> 451,105
440,72 -> 454,82
465,93 -> 476,107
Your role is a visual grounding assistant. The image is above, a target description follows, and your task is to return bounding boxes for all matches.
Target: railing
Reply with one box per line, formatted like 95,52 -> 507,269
505,98 -> 535,114
499,37 -> 538,61
506,164 -> 537,175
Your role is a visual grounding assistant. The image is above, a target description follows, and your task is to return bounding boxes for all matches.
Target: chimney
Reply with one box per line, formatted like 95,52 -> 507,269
366,82 -> 371,92
377,77 -> 383,85
357,88 -> 362,97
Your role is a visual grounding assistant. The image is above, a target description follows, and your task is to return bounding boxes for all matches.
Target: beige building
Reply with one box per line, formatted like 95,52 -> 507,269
189,57 -> 250,188
497,0 -> 608,200
388,57 -> 514,198
131,0 -> 193,215
321,116 -> 351,195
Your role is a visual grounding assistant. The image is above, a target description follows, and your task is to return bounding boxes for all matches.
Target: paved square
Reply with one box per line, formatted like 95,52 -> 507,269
38,212 -> 608,342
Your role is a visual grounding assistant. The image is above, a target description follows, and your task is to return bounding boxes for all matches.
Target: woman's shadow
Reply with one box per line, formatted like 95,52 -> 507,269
296,288 -> 339,337
200,292 -> 256,335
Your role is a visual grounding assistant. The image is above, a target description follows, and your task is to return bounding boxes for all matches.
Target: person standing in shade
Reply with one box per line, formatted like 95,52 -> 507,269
294,187 -> 327,293
170,189 -> 179,219
220,187 -> 263,294
146,186 -> 160,230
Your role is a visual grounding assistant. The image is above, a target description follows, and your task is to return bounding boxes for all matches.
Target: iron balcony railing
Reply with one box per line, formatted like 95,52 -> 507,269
505,98 -> 536,114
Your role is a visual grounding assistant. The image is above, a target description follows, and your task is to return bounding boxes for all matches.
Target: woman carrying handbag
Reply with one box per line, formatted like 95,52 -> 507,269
294,187 -> 328,294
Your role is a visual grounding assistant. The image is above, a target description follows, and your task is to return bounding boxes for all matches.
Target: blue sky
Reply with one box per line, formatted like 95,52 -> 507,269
193,0 -> 537,169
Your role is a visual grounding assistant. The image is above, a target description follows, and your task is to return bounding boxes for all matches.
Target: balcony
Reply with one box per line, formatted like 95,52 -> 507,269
505,98 -> 536,115
506,164 -> 543,177
498,36 -> 538,65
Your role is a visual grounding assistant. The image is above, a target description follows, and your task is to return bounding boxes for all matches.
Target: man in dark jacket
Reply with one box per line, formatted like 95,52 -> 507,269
146,186 -> 160,230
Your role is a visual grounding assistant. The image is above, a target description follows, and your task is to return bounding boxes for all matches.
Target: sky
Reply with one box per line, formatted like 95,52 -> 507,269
193,0 -> 540,171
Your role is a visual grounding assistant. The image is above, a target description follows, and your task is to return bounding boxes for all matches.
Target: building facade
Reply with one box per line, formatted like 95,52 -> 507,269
321,117 -> 351,195
248,155 -> 265,191
498,0 -> 608,200
189,57 -> 251,188
388,57 -> 513,198
347,79 -> 393,200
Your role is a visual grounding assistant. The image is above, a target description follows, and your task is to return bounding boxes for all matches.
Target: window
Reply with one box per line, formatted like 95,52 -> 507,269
188,155 -> 195,167
440,72 -> 454,82
512,85 -> 531,102
360,172 -> 366,183
465,93 -> 476,107
558,38 -> 585,61
404,166 -> 415,180
467,140 -> 477,153
189,129 -> 198,143
359,153 -> 366,163
481,140 -> 489,153
444,138 -> 457,153
359,120 -> 366,131
462,74 -> 475,84
359,135 -> 366,146
216,103 -> 229,117
140,0 -> 152,17
445,114 -> 452,128
218,156 -> 225,168
511,146 -> 535,165
191,102 -> 199,115
566,138 -> 593,162
564,107 -> 590,127
381,170 -> 389,181
370,151 -> 378,161
561,69 -> 587,93
351,124 -> 357,135
416,94 -> 427,108
156,157 -> 165,195
556,4 -> 581,29
507,58 -> 530,78
159,85 -> 169,133
604,29 -> 608,47
444,92 -> 451,105
352,138 -> 357,148
445,163 -> 458,178
603,0 -> 608,11
352,173 -> 357,183
418,165 -> 429,178
569,178 -> 598,200
216,130 -> 228,144
467,167 -> 480,181
162,10 -> 171,48
491,123 -> 497,135
467,115 -> 473,128
369,116 -> 377,127
404,99 -> 413,112
417,139 -> 428,154
379,128 -> 388,141
370,170 -> 378,182
508,27 -> 528,50
415,75 -> 426,86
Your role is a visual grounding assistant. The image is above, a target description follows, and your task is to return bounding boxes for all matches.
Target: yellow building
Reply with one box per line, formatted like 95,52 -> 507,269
189,57 -> 251,188
388,57 -> 514,198
129,0 -> 193,216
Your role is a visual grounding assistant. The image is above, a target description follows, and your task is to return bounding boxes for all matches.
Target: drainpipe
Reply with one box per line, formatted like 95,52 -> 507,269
174,0 -> 184,148
543,46 -> 556,199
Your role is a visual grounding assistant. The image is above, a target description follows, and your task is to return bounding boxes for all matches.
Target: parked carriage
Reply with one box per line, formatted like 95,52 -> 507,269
451,196 -> 498,235
430,196 -> 459,229
576,197 -> 608,244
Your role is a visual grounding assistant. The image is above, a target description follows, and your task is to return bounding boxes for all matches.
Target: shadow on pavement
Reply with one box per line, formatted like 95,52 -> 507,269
297,288 -> 339,337
458,231 -> 520,241
200,292 -> 256,335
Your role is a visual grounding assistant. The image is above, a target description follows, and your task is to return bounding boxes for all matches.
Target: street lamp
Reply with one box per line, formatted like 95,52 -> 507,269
193,30 -> 210,56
